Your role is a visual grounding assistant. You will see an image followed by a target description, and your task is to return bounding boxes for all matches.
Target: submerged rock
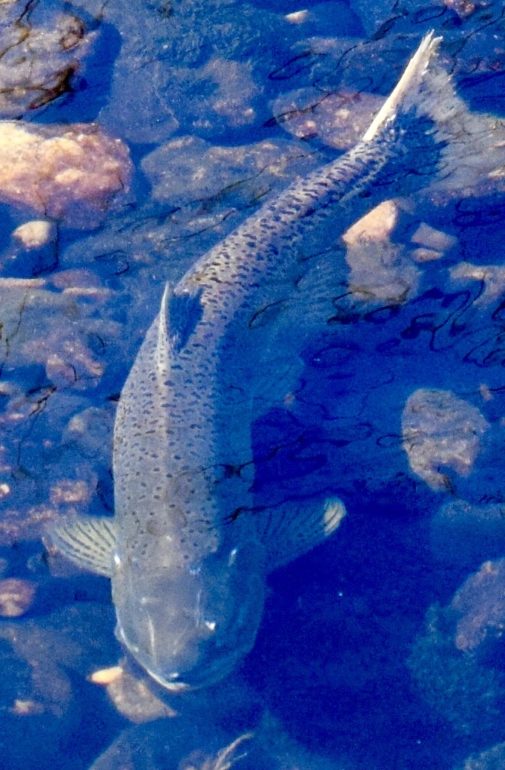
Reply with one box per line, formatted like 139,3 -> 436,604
408,603 -> 505,737
89,710 -> 340,770
90,663 -> 176,723
0,121 -> 131,226
401,389 -> 489,491
142,135 -> 313,208
273,87 -> 383,148
0,601 -> 118,769
97,0 -> 286,143
459,741 -> 505,769
443,0 -> 476,18
0,0 -> 93,117
431,500 -> 505,567
451,558 -> 505,653
343,200 -> 420,303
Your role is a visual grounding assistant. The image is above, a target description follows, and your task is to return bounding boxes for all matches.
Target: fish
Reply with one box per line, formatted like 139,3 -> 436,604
46,32 -> 505,692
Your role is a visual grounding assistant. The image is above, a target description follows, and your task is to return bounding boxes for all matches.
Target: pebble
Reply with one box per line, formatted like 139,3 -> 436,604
44,339 -> 105,390
50,269 -> 102,290
0,578 -> 36,617
49,480 -> 94,507
450,262 -> 505,305
409,247 -> 444,263
64,406 -> 114,460
89,665 -> 124,685
443,0 -> 476,18
410,222 -> 457,252
285,10 -> 309,23
0,504 -> 55,547
11,220 -> 57,249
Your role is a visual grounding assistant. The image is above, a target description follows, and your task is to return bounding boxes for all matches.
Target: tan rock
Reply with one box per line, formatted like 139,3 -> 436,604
89,665 -> 124,685
343,201 -> 419,303
285,10 -> 310,23
12,220 -> 56,249
0,121 -> 131,226
451,262 -> 505,305
410,222 -> 456,252
410,247 -> 443,263
402,389 -> 489,490
0,578 -> 36,617
96,665 -> 176,722
343,200 -> 399,246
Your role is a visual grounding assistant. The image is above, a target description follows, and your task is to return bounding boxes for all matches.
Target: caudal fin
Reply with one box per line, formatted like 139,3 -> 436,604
363,31 -> 442,142
363,31 -> 505,189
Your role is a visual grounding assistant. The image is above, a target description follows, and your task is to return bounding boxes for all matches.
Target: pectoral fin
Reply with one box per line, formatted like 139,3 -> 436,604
45,515 -> 117,577
257,496 -> 346,572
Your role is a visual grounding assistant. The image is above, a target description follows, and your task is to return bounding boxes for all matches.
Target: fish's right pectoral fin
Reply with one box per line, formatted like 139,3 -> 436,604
258,496 -> 347,572
44,515 -> 117,577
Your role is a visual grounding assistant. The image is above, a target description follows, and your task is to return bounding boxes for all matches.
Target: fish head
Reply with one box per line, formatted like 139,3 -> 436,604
111,537 -> 265,691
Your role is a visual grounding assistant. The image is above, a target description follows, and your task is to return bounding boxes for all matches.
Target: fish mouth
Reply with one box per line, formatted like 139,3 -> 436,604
147,669 -> 193,693
143,648 -> 241,693
145,663 -> 229,692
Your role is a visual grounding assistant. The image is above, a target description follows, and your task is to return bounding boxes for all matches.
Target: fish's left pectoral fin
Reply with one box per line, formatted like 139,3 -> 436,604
44,514 -> 117,577
258,496 -> 346,572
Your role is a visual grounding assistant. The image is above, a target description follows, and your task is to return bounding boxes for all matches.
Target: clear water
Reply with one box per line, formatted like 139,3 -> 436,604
1,0 -> 505,768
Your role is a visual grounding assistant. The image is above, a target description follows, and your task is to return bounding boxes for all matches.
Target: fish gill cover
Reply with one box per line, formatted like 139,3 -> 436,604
1,1 -> 505,769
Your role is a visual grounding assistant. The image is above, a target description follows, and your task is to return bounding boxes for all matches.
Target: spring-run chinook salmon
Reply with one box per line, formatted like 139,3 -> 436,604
47,32 -> 505,691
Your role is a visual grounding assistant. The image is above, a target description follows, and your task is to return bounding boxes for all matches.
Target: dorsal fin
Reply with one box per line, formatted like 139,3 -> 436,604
166,285 -> 204,353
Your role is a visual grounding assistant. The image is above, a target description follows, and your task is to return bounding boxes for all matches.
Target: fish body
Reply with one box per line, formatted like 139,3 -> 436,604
47,32 -> 503,691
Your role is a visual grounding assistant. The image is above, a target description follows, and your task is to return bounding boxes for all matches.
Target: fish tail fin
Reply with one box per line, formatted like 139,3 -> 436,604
362,31 -> 441,143
363,31 -> 505,189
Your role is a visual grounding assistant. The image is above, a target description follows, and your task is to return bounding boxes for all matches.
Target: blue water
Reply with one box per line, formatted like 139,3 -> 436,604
1,0 -> 505,768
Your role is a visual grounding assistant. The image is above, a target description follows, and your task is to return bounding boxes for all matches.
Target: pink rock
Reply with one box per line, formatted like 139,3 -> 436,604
0,122 -> 132,227
451,558 -> 505,652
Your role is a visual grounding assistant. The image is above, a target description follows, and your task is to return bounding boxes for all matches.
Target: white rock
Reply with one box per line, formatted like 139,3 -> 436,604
12,220 -> 56,249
